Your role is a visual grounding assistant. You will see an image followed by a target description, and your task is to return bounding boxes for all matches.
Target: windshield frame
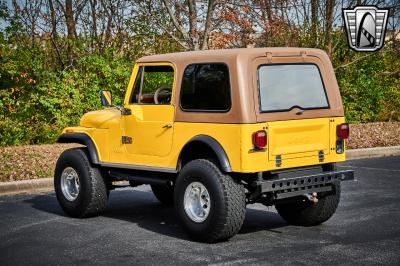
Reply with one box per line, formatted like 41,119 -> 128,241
257,63 -> 330,113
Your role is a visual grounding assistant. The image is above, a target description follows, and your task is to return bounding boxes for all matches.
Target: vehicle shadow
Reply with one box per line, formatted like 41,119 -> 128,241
25,187 -> 288,241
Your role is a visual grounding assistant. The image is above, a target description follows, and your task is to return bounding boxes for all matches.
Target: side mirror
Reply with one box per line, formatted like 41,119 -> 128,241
100,90 -> 112,106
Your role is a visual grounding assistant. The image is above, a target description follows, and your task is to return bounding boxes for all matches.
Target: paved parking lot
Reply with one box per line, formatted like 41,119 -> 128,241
1,156 -> 400,265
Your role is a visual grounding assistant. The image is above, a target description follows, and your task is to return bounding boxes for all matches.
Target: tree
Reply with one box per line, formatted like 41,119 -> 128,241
160,0 -> 218,50
311,0 -> 318,42
324,0 -> 335,57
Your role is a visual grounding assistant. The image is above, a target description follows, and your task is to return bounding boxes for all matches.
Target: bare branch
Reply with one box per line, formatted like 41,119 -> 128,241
334,54 -> 373,70
161,0 -> 191,44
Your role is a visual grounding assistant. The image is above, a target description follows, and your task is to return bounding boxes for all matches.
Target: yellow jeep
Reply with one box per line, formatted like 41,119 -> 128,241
55,48 -> 354,242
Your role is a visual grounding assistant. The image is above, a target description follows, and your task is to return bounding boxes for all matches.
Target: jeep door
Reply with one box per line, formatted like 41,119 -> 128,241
122,63 -> 175,158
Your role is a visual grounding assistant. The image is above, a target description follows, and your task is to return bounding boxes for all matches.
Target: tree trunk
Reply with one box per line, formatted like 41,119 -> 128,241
65,0 -> 77,40
89,0 -> 98,51
311,0 -> 318,43
12,0 -> 19,17
48,0 -> 64,70
104,13 -> 113,48
188,0 -> 199,50
325,0 -> 335,57
259,0 -> 273,46
90,0 -> 97,38
201,0 -> 216,50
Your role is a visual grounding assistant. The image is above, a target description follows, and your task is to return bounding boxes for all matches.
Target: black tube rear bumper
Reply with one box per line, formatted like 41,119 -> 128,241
259,170 -> 354,200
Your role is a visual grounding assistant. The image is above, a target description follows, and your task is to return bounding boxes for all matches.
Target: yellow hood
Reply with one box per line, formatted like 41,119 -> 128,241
79,108 -> 121,129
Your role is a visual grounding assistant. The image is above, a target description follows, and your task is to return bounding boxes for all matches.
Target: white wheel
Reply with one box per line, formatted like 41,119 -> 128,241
183,182 -> 211,223
61,167 -> 80,201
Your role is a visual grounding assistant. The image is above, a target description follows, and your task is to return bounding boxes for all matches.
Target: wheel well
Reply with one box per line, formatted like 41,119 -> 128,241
57,133 -> 99,164
179,139 -> 231,172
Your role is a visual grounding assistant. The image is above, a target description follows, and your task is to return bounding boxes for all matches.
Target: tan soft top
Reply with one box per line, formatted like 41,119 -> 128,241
138,47 -> 327,64
136,48 -> 344,124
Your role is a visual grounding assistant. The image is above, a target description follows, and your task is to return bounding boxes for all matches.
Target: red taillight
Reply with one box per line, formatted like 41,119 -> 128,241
337,123 -> 349,139
252,130 -> 267,149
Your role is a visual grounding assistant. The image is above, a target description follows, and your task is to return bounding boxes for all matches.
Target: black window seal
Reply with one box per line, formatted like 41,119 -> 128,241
179,62 -> 232,113
129,65 -> 174,106
129,66 -> 144,104
257,63 -> 331,113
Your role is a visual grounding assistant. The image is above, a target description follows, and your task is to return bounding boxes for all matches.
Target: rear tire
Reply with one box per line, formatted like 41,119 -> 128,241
151,185 -> 174,205
175,159 -> 246,243
275,182 -> 341,226
54,148 -> 108,218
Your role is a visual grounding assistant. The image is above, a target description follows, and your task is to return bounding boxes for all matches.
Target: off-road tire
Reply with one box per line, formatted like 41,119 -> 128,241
275,182 -> 341,226
175,159 -> 246,243
54,147 -> 108,218
151,185 -> 174,205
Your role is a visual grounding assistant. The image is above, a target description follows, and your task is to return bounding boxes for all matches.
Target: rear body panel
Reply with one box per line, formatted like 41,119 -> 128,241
267,118 -> 331,160
239,117 -> 346,173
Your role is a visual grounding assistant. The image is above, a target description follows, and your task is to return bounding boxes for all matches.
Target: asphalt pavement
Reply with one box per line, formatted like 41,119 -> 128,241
0,156 -> 399,265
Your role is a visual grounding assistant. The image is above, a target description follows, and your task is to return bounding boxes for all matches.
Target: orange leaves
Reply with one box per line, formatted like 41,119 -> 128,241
211,5 -> 256,49
219,8 -> 253,32
208,32 -> 238,49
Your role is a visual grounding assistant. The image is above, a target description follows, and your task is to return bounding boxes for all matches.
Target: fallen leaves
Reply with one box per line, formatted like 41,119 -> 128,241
0,144 -> 79,182
347,122 -> 400,149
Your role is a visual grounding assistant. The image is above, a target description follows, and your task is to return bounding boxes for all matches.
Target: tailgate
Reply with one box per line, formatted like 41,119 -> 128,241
267,118 -> 330,161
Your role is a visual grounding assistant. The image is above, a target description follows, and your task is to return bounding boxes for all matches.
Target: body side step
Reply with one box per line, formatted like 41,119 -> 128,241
108,170 -> 173,186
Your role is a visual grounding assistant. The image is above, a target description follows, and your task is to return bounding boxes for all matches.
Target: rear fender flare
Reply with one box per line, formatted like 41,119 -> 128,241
179,135 -> 232,172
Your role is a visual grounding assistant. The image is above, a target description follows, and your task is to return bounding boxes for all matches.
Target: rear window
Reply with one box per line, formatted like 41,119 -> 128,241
180,63 -> 231,112
258,64 -> 329,112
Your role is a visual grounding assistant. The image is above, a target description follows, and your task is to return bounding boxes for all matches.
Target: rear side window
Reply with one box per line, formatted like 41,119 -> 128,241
258,64 -> 329,112
180,63 -> 231,112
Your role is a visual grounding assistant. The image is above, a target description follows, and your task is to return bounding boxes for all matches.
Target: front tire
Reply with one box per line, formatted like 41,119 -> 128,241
54,148 -> 108,218
275,182 -> 341,226
175,159 -> 246,243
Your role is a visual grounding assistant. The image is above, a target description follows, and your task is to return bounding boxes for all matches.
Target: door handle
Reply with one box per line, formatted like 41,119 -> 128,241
162,124 -> 172,129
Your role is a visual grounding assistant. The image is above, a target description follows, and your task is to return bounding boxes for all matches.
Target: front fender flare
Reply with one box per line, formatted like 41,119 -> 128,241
57,133 -> 100,164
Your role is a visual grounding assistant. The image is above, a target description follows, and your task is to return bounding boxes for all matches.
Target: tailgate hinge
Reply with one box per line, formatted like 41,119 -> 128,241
319,150 -> 324,162
275,155 -> 282,167
266,52 -> 273,63
300,50 -> 307,61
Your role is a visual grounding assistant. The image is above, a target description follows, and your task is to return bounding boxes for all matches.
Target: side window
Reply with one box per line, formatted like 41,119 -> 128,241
180,63 -> 231,112
129,65 -> 174,105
